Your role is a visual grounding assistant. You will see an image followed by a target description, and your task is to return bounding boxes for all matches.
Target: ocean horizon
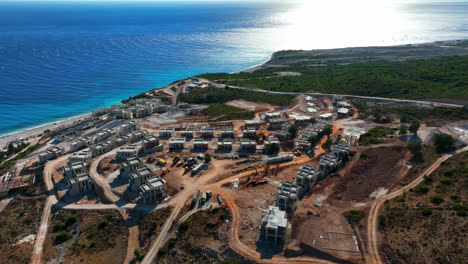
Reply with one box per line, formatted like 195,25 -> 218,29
1,1 -> 468,136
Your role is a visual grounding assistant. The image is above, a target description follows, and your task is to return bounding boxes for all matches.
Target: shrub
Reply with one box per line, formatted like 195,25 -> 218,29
443,169 -> 455,176
53,223 -> 65,232
449,194 -> 460,200
98,220 -> 109,229
440,177 -> 453,185
89,242 -> 96,248
87,231 -> 97,239
359,153 -> 368,160
221,258 -> 242,264
424,175 -> 433,183
266,143 -> 280,155
453,203 -> 468,211
134,248 -> 145,261
396,197 -> 406,203
407,140 -> 422,155
348,210 -> 363,222
456,210 -> 467,217
158,246 -> 168,256
65,215 -> 78,226
204,153 -> 212,163
378,214 -> 387,226
168,238 -> 177,249
434,133 -> 455,153
179,221 -> 190,232
219,212 -> 229,220
414,184 -> 429,194
430,195 -> 444,204
421,208 -> 432,216
56,231 -> 73,242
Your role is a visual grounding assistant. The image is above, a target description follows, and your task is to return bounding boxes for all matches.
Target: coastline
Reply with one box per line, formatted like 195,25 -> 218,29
0,113 -> 91,149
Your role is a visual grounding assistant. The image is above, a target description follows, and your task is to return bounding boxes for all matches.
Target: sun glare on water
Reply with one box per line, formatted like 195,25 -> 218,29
264,0 -> 413,50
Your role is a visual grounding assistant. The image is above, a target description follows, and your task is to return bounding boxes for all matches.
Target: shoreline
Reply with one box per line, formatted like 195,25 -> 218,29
0,113 -> 91,149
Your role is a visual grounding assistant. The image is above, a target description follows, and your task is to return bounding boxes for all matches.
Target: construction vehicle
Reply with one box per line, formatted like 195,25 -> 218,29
173,155 -> 181,164
158,159 -> 167,165
246,176 -> 268,187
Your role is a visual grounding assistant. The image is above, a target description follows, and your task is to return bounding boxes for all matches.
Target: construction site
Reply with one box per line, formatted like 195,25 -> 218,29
0,75 -> 467,264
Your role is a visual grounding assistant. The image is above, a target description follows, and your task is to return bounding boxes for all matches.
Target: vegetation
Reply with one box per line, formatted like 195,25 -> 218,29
178,221 -> 190,232
56,231 -> 73,242
0,143 -> 40,174
180,87 -> 293,106
204,153 -> 212,163
201,103 -> 254,121
359,126 -> 396,145
381,152 -> 467,264
134,248 -> 145,261
265,143 -> 280,155
409,120 -> 420,134
288,125 -> 298,139
407,140 -> 422,156
348,210 -> 363,222
433,133 -> 456,153
352,100 -> 468,122
199,56 -> 468,100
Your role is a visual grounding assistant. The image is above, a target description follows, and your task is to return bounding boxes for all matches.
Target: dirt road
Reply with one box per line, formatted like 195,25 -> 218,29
365,146 -> 468,264
89,150 -> 120,203
30,154 -> 68,264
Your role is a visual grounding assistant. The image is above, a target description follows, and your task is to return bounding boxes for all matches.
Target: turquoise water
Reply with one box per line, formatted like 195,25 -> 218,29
0,1 -> 467,135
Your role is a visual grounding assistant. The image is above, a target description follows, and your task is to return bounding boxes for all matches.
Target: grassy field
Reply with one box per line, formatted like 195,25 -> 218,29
202,103 -> 254,121
380,152 -> 468,264
199,56 -> 468,100
179,87 -> 294,106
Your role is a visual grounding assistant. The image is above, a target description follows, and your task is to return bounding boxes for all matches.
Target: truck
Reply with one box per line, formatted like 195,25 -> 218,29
191,163 -> 204,176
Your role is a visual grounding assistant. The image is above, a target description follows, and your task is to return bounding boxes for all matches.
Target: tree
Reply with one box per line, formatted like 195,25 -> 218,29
409,120 -> 420,134
288,125 -> 298,139
309,118 -> 317,124
308,135 -> 320,147
407,140 -> 422,155
400,115 -> 409,124
320,126 -> 333,138
265,143 -> 280,155
434,133 -> 455,153
204,153 -> 211,163
323,138 -> 332,149
399,124 -> 408,135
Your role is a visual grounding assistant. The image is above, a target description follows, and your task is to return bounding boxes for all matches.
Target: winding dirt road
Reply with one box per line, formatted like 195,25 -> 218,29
365,146 -> 468,264
89,150 -> 120,203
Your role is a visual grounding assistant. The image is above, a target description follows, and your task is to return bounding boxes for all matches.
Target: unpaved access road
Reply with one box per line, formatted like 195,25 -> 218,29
365,146 -> 468,264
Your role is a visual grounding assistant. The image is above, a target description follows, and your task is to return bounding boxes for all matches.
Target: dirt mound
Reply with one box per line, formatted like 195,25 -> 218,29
332,146 -> 408,202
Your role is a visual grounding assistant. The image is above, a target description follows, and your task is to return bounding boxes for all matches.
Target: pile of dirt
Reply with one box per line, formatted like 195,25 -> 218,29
332,146 -> 408,202
0,197 -> 44,263
43,210 -> 128,264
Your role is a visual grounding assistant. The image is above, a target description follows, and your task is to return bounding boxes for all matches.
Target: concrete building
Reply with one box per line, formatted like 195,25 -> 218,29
95,129 -> 112,143
289,113 -> 310,127
261,206 -> 288,244
120,157 -> 142,180
220,127 -> 234,138
68,148 -> 93,164
129,165 -> 153,191
337,108 -> 350,119
63,162 -> 86,180
198,128 -> 215,138
319,153 -> 340,176
39,146 -> 64,164
294,137 -> 312,151
159,127 -> 175,138
245,120 -> 261,129
113,135 -> 132,147
181,127 -> 195,138
295,165 -> 323,193
217,138 -> 233,151
264,136 -> 280,150
116,144 -> 140,162
268,118 -> 286,130
331,142 -> 350,159
264,112 -> 281,121
91,141 -> 112,156
336,101 -> 351,108
169,137 -> 186,150
243,127 -> 257,138
139,177 -> 167,204
276,181 -> 299,212
193,138 -> 210,150
273,130 -> 290,142
131,130 -> 147,141
70,136 -> 93,152
68,172 -> 93,196
239,138 -> 257,151
142,135 -> 160,153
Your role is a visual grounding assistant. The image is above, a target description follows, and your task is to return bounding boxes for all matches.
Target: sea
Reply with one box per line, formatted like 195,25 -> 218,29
0,0 -> 467,136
